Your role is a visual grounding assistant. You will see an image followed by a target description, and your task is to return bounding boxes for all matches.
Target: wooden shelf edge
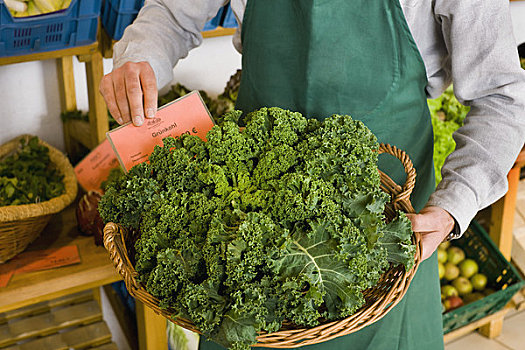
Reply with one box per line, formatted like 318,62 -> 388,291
202,27 -> 236,38
0,42 -> 99,66
100,26 -> 236,59
443,307 -> 511,343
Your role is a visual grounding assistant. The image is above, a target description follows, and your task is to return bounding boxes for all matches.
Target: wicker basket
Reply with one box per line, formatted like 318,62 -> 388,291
0,135 -> 78,263
104,143 -> 422,348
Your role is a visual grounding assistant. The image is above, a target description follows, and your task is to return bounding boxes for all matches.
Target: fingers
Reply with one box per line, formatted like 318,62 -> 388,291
113,69 -> 132,124
99,75 -> 122,124
140,63 -> 158,119
406,206 -> 454,234
406,206 -> 456,261
419,231 -> 444,261
124,68 -> 144,126
99,61 -> 158,127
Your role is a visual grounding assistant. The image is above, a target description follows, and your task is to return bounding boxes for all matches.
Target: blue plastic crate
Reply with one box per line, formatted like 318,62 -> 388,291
101,0 -> 144,41
0,0 -> 101,57
220,4 -> 237,28
202,5 -> 224,32
102,0 -> 225,41
111,281 -> 136,318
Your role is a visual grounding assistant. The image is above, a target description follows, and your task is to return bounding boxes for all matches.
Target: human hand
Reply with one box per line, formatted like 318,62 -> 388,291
99,61 -> 158,126
406,206 -> 455,261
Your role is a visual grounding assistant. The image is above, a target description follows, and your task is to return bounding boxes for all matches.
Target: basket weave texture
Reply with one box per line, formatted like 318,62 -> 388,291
0,135 -> 78,263
104,143 -> 422,348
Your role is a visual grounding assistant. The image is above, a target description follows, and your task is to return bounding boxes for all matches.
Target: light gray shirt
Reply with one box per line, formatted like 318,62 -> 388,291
113,0 -> 525,234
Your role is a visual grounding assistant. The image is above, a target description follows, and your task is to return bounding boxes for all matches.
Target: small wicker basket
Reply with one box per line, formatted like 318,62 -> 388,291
0,135 -> 78,263
104,143 -> 422,348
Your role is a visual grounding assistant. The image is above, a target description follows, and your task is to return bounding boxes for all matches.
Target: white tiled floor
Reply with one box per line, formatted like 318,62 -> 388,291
495,310 -> 525,350
445,332 -> 512,350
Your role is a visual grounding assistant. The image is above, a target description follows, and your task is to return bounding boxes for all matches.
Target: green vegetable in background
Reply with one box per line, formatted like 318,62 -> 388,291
0,136 -> 65,206
99,107 -> 415,350
428,86 -> 470,186
159,81 -> 237,124
100,167 -> 124,193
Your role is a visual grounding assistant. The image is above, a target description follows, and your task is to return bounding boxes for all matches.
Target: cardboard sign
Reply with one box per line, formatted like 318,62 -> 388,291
0,246 -> 81,288
107,91 -> 215,171
74,139 -> 120,193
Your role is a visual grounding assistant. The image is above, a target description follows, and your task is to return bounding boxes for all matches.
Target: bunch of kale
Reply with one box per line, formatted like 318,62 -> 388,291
99,107 -> 415,350
0,136 -> 65,206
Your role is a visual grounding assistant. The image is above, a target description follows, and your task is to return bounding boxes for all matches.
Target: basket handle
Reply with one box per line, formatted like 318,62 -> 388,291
103,222 -> 141,291
378,143 -> 416,213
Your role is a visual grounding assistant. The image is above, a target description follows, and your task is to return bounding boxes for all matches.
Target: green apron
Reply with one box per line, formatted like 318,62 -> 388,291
200,0 -> 444,348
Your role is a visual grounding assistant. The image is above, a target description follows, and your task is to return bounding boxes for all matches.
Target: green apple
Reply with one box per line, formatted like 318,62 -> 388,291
441,284 -> 459,298
447,246 -> 466,265
452,277 -> 473,296
438,262 -> 445,280
470,273 -> 488,291
444,262 -> 460,281
439,241 -> 451,250
437,249 -> 448,264
459,259 -> 479,278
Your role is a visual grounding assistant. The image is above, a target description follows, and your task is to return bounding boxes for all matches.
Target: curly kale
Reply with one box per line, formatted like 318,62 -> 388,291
0,136 -> 65,206
99,107 -> 415,350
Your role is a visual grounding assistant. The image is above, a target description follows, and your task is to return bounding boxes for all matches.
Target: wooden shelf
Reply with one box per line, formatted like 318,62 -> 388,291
0,42 -> 99,66
444,307 -> 512,343
202,26 -> 236,38
100,26 -> 236,59
0,203 -> 120,314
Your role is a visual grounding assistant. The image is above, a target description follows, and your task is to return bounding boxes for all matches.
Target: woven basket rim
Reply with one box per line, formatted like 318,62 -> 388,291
104,143 -> 422,348
0,134 -> 78,222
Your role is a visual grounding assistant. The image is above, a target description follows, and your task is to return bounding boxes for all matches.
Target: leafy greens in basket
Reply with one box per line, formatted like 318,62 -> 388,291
99,107 -> 415,350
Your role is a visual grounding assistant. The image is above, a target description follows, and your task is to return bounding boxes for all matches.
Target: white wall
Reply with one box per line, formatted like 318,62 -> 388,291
0,35 -> 241,153
0,4 -> 524,153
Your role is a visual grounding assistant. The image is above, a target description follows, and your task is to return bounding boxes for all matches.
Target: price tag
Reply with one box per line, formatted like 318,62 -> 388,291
74,139 -> 120,193
0,265 -> 14,288
13,245 -> 81,274
107,91 -> 215,171
0,246 -> 81,287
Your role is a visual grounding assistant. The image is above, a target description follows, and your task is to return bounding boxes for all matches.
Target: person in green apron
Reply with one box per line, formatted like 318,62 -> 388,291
199,1 -> 446,349
98,1 -> 525,349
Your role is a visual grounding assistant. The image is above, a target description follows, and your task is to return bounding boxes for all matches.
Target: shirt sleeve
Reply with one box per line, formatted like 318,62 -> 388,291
112,0 -> 228,89
427,0 -> 525,233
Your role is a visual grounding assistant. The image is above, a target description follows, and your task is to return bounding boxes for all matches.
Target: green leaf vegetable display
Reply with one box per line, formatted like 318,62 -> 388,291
428,86 -> 470,186
0,136 -> 65,206
99,107 -> 415,350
